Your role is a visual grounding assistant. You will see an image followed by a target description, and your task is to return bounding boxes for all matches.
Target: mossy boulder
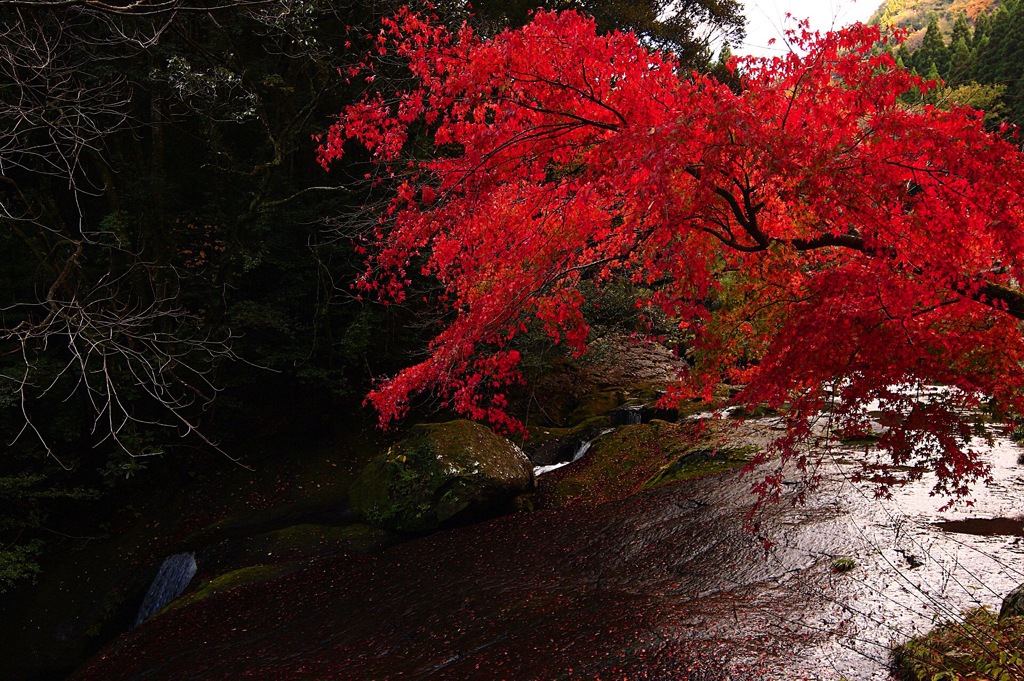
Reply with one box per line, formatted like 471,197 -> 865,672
261,523 -> 398,555
350,421 -> 534,532
1001,582 -> 1024,620
642,442 -> 754,490
892,607 -> 1024,680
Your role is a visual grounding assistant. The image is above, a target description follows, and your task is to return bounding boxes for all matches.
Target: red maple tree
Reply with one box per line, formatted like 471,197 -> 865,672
320,9 -> 1024,500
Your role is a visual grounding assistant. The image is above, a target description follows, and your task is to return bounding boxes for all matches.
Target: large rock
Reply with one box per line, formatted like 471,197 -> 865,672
350,420 -> 534,532
1000,582 -> 1024,620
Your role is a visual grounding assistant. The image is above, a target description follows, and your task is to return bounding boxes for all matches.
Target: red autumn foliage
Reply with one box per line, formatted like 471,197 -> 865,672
319,8 -> 1024,500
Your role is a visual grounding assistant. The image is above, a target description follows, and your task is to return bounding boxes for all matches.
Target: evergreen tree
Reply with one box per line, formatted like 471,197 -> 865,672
974,0 -> 1024,124
976,3 -> 1011,82
710,43 -> 742,91
971,11 -> 991,50
949,12 -> 971,47
912,15 -> 949,77
924,61 -> 943,102
947,36 -> 974,86
896,44 -> 911,68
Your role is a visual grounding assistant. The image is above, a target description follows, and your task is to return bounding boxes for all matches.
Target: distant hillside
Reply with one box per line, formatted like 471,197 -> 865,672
869,0 -> 1024,126
870,0 -> 1001,44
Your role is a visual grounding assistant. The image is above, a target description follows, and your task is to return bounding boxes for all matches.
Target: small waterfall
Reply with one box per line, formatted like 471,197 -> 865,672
570,439 -> 592,462
534,428 -> 614,477
624,405 -> 642,425
133,552 -> 198,628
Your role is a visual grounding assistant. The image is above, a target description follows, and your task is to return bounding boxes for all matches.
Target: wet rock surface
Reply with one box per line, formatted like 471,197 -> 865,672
60,421 -> 1024,681
71,468 -> 829,681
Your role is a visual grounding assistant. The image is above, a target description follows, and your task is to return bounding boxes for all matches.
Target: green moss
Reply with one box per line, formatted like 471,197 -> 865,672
199,505 -> 306,537
350,420 -> 532,532
840,438 -> 880,448
630,384 -> 669,403
839,433 -> 881,447
546,423 -> 673,505
830,556 -> 856,573
545,421 -> 751,507
524,424 -> 573,447
727,404 -> 779,419
643,444 -> 755,490
892,607 -> 1024,681
525,416 -> 612,449
264,523 -> 337,547
265,523 -> 393,553
164,563 -> 294,614
676,399 -> 721,419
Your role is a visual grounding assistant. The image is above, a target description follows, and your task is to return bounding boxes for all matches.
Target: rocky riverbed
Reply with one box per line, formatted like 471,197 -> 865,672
66,417 -> 1024,681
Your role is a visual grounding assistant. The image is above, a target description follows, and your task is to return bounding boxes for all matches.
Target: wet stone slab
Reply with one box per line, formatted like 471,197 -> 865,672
70,424 -> 1024,681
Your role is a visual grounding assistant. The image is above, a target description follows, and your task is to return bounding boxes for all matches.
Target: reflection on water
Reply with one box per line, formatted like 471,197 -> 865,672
785,433 -> 1024,680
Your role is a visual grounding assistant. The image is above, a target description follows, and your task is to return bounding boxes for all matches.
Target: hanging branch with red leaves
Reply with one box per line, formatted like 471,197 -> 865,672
320,8 -> 1024,501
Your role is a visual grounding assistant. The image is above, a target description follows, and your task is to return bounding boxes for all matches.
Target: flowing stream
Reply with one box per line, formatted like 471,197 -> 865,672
533,428 -> 615,477
531,401 -> 648,478
132,553 -> 197,628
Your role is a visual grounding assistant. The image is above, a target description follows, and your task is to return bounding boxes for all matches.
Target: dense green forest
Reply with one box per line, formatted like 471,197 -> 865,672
0,0 -> 397,592
0,0 -> 743,597
878,0 -> 1024,126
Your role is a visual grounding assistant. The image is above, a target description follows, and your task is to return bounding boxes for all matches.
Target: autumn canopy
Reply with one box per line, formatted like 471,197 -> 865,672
320,8 -> 1024,499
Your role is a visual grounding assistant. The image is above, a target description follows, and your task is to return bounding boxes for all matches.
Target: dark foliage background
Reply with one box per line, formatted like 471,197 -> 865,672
0,0 -> 745,593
